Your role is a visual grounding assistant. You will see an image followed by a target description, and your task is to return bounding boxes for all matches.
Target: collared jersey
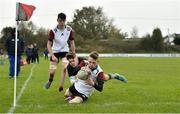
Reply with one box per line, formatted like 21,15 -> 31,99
48,25 -> 74,53
74,65 -> 103,97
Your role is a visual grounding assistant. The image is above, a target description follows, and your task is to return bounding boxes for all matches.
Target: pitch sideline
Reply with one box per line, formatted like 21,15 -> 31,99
8,64 -> 36,114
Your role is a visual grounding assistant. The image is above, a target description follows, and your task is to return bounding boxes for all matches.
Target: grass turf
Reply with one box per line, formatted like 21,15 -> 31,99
0,57 -> 180,113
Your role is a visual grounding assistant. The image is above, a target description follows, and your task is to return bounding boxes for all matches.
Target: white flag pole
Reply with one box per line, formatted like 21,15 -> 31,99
13,2 -> 19,107
13,21 -> 18,107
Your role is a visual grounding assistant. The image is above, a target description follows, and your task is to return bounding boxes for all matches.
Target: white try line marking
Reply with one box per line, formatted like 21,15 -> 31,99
8,64 -> 36,114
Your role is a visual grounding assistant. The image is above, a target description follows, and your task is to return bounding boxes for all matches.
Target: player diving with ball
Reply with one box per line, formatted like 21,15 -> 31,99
65,51 -> 128,103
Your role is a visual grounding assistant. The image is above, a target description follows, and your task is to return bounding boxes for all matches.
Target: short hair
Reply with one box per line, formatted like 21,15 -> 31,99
11,28 -> 16,36
11,28 -> 19,37
66,52 -> 75,60
57,13 -> 66,20
89,51 -> 99,60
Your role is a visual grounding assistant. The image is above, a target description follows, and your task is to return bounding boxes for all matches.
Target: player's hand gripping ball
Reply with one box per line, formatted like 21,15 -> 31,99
77,68 -> 90,80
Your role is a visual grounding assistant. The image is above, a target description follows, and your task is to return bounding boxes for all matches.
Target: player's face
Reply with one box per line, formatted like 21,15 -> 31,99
88,57 -> 98,69
57,18 -> 65,27
68,58 -> 76,67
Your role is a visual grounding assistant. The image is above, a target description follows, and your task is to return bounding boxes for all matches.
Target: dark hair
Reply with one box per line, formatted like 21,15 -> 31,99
11,28 -> 16,36
11,28 -> 19,37
89,51 -> 99,60
66,52 -> 75,60
57,13 -> 66,20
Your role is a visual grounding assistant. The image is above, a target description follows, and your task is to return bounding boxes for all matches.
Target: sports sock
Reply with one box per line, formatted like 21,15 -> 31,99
108,73 -> 115,79
49,74 -> 54,82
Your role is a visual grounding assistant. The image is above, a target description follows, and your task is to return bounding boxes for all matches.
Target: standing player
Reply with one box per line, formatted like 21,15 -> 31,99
44,12 -> 76,92
33,43 -> 39,63
65,51 -> 127,103
5,28 -> 24,78
0,49 -> 4,65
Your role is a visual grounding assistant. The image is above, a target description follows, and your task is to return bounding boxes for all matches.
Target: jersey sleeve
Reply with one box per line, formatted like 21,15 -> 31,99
48,30 -> 54,41
69,30 -> 74,40
79,60 -> 86,68
97,72 -> 105,80
93,72 -> 104,92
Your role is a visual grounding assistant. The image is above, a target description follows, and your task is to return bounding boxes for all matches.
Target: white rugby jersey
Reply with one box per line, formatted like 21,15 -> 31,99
74,65 -> 103,97
49,25 -> 73,53
90,65 -> 103,81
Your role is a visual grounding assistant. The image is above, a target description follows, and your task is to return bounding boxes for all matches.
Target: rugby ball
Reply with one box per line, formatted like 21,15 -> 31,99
77,70 -> 89,80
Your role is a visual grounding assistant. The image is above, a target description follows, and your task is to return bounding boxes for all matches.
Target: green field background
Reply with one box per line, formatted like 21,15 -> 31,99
0,57 -> 180,113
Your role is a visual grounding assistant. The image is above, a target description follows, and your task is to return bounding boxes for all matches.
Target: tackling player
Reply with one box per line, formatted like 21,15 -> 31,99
66,52 -> 127,84
65,51 -> 128,103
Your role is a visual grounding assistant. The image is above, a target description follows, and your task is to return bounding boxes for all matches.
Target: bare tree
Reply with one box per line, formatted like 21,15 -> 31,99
130,26 -> 139,38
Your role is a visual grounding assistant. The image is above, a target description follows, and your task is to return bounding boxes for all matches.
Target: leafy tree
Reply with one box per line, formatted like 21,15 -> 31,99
173,34 -> 180,45
19,22 -> 48,52
0,27 -> 14,44
140,28 -> 164,52
140,33 -> 153,51
72,6 -> 123,40
0,21 -> 48,53
107,19 -> 125,39
34,27 -> 48,48
0,27 -> 14,49
18,21 -> 36,45
151,28 -> 164,52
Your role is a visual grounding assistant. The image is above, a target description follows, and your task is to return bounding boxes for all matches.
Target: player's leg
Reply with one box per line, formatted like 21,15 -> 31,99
59,57 -> 69,91
64,88 -> 74,101
64,88 -> 72,97
37,54 -> 39,63
17,56 -> 21,76
68,96 -> 83,104
44,61 -> 57,89
0,55 -> 2,65
9,55 -> 15,77
104,73 -> 128,83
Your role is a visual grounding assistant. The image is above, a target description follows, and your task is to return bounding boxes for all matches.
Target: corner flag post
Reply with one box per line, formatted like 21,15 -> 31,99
13,21 -> 18,107
13,2 -> 35,107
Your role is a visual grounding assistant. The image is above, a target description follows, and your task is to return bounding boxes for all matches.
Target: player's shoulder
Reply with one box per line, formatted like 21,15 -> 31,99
96,65 -> 103,72
97,65 -> 102,70
51,26 -> 58,33
66,25 -> 72,31
67,64 -> 73,70
92,65 -> 103,75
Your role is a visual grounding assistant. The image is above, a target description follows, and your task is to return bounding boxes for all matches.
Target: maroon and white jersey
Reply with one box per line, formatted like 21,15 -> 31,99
48,25 -> 74,53
90,65 -> 103,81
74,65 -> 103,97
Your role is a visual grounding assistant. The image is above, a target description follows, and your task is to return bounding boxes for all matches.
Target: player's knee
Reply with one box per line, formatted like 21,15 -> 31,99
49,69 -> 56,75
49,63 -> 57,70
104,74 -> 109,81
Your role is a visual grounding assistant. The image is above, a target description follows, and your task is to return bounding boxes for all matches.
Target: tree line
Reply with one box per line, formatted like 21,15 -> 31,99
0,6 -> 180,54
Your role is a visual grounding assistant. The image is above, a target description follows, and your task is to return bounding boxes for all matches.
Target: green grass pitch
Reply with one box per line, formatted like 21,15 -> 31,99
0,57 -> 180,113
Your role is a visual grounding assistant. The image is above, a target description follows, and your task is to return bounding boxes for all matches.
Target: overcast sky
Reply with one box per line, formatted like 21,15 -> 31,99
0,0 -> 179,37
